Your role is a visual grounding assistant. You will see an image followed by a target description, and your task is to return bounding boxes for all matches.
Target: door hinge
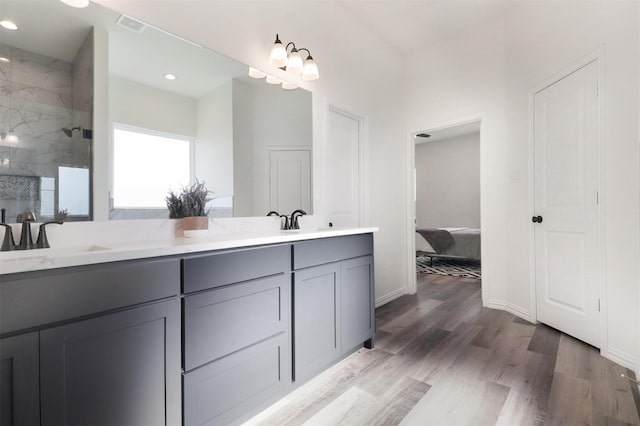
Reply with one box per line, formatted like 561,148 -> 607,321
596,191 -> 599,205
598,298 -> 601,312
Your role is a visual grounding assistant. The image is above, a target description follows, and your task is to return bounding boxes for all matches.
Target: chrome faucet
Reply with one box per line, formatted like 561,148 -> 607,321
290,210 -> 307,230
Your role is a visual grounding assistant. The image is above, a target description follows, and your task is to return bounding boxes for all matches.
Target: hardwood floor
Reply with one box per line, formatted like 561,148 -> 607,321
246,273 -> 640,425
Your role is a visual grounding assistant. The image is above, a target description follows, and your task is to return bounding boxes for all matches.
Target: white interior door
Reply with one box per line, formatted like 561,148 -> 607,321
533,60 -> 600,347
269,149 -> 311,215
327,108 -> 360,227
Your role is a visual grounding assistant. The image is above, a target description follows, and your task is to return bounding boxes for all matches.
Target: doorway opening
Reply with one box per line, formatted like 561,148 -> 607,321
407,118 -> 484,301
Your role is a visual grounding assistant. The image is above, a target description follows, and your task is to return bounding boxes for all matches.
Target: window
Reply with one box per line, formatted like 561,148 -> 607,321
59,167 -> 90,216
113,126 -> 192,208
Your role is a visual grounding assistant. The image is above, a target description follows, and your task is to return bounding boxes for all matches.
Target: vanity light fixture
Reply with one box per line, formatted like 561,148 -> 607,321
282,81 -> 298,90
0,20 -> 17,31
164,73 -> 177,80
59,0 -> 90,8
268,34 -> 319,81
248,67 -> 266,79
265,74 -> 282,85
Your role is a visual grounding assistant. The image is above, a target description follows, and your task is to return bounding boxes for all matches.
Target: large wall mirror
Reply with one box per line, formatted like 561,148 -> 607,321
0,0 -> 312,223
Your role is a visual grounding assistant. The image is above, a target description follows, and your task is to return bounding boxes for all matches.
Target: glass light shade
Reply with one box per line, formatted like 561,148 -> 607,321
269,41 -> 287,68
286,50 -> 303,75
59,0 -> 90,7
302,58 -> 319,81
265,75 -> 282,85
0,57 -> 9,63
248,67 -> 266,79
282,81 -> 298,90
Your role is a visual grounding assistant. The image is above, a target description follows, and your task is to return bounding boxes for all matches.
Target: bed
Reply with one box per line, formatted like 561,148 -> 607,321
416,227 -> 481,264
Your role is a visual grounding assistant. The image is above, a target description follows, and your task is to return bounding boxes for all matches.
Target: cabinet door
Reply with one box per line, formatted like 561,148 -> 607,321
293,263 -> 341,382
341,256 -> 375,352
0,333 -> 39,426
40,299 -> 181,426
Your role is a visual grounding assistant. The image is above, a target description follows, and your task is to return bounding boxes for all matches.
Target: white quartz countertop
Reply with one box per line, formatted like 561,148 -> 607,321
0,227 -> 378,275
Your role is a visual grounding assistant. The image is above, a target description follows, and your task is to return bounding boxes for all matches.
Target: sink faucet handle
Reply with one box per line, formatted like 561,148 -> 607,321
36,221 -> 63,249
0,224 -> 15,251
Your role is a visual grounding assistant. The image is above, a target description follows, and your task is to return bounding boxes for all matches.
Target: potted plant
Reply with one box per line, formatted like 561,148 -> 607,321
165,180 -> 212,237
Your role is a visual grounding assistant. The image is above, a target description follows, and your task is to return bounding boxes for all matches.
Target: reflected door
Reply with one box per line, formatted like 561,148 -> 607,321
533,59 -> 600,347
269,149 -> 311,215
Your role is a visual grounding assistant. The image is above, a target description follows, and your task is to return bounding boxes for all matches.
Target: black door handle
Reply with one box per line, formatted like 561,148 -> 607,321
532,215 -> 543,223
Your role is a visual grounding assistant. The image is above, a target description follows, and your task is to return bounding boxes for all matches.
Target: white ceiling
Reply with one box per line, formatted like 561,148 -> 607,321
415,120 -> 480,144
339,1 -> 515,54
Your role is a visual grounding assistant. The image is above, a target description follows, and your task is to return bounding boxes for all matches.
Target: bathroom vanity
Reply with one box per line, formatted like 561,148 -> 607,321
0,227 -> 375,426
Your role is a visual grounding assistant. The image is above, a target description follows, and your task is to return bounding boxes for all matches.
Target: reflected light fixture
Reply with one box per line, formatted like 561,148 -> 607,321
282,81 -> 298,90
268,34 -> 319,81
265,74 -> 282,85
248,67 -> 266,79
0,57 -> 9,63
0,20 -> 17,31
59,0 -> 90,8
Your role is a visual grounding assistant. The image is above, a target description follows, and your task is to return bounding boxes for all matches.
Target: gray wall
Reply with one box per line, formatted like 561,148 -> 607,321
415,132 -> 480,229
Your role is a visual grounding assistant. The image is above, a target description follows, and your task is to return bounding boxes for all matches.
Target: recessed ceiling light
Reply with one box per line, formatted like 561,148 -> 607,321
0,21 -> 18,31
59,0 -> 90,8
0,57 -> 10,63
164,73 -> 177,81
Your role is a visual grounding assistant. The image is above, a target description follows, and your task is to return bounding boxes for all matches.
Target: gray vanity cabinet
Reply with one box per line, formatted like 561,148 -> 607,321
40,299 -> 181,426
340,255 -> 375,351
0,257 -> 182,426
182,245 -> 291,426
292,234 -> 375,383
0,333 -> 40,426
293,262 -> 341,382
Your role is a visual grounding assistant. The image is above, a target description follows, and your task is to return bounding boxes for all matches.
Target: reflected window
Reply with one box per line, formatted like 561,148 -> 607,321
58,166 -> 90,216
113,125 -> 192,208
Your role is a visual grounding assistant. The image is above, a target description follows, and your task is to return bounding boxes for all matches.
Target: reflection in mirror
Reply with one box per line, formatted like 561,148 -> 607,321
0,0 -> 313,223
106,12 -> 313,220
0,0 -> 94,223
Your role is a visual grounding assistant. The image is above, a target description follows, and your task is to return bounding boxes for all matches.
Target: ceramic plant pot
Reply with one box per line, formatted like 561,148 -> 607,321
183,216 -> 209,238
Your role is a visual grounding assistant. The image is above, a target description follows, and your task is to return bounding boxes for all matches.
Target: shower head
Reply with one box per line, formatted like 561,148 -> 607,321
62,126 -> 81,137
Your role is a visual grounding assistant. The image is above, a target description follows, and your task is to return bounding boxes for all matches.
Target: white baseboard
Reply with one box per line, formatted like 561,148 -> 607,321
603,346 -> 636,370
485,299 -> 534,323
375,287 -> 408,307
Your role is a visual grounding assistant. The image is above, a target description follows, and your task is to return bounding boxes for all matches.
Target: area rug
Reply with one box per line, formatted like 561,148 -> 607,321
417,256 -> 482,279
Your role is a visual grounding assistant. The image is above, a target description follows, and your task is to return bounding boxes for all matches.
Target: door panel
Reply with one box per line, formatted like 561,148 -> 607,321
269,149 -> 311,214
328,109 -> 360,227
0,333 -> 39,426
534,59 -> 600,347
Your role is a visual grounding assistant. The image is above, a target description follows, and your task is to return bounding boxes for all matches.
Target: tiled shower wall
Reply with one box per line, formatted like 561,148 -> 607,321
0,29 -> 93,223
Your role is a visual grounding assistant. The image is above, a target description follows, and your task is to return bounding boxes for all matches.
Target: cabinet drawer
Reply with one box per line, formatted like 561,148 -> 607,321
183,333 -> 289,426
293,234 -> 373,270
182,245 -> 290,294
183,274 -> 289,371
1,258 -> 180,335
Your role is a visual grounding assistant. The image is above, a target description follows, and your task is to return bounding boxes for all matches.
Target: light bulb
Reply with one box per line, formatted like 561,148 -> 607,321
59,0 -> 90,7
248,67 -> 266,79
266,75 -> 282,85
269,35 -> 287,68
282,81 -> 298,90
302,56 -> 319,81
286,50 -> 303,75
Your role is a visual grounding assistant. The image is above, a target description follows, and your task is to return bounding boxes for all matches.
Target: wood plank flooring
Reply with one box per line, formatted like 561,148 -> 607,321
245,273 -> 640,425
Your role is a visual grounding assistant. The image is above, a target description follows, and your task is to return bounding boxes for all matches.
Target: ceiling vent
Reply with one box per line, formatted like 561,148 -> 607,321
116,15 -> 147,34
